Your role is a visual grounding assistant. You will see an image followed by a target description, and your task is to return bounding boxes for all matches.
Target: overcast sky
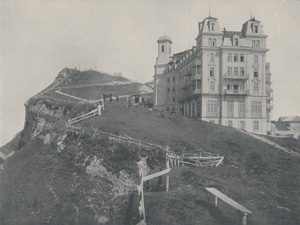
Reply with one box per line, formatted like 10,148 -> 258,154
1,0 -> 300,146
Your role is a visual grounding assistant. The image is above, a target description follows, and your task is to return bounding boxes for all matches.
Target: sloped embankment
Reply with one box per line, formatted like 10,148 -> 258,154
1,68 -> 300,225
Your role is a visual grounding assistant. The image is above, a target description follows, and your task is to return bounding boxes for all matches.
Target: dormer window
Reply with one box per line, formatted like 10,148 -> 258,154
235,38 -> 239,46
162,45 -> 164,52
254,25 -> 258,33
211,23 -> 215,31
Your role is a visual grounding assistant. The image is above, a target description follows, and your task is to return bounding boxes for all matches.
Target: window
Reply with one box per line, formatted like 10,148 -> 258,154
208,38 -> 212,46
173,77 -> 175,82
228,53 -> 232,61
253,121 -> 259,131
233,84 -> 239,93
227,84 -> 230,90
172,87 -> 175,92
228,67 -> 232,76
207,99 -> 217,114
212,38 -> 217,46
255,40 -> 260,48
254,25 -> 258,33
234,54 -> 238,62
254,55 -> 258,64
252,40 -> 255,48
254,69 -> 258,78
251,101 -> 261,114
162,45 -> 164,52
234,67 -> 238,76
227,101 -> 233,116
240,54 -> 244,62
239,102 -> 245,115
167,88 -> 170,93
210,67 -> 214,76
240,121 -> 245,129
228,120 -> 233,127
167,78 -> 170,83
210,81 -> 215,91
240,83 -> 245,91
172,97 -> 175,103
240,67 -> 245,76
253,83 -> 259,92
235,38 -> 239,46
210,53 -> 214,62
211,23 -> 215,31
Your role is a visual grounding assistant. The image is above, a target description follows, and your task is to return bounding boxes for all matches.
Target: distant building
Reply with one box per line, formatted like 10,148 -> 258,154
271,116 -> 300,138
154,16 -> 273,134
145,80 -> 154,89
114,72 -> 122,77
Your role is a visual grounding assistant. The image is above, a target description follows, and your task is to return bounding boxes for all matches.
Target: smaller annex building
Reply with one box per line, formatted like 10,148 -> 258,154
153,16 -> 273,134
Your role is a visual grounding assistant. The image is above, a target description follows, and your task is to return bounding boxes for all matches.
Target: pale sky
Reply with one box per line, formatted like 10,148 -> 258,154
1,0 -> 300,146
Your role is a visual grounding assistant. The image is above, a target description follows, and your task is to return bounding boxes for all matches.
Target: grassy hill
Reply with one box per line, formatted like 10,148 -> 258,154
77,101 -> 300,225
1,68 -> 299,225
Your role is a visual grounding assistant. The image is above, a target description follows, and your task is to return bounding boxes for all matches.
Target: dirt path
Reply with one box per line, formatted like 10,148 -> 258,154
55,90 -> 88,101
239,130 -> 300,158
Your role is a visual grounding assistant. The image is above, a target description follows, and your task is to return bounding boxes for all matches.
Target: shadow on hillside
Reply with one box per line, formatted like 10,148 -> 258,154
195,200 -> 236,225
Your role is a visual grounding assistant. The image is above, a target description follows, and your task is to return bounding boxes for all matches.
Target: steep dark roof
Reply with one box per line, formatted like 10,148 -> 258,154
278,116 -> 300,122
223,31 -> 245,38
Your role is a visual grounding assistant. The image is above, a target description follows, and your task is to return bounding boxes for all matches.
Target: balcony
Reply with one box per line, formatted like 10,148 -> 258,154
192,59 -> 202,67
224,89 -> 249,95
266,102 -> 273,109
266,88 -> 273,96
266,76 -> 272,83
193,89 -> 202,94
224,73 -> 249,80
192,73 -> 202,80
251,113 -> 262,119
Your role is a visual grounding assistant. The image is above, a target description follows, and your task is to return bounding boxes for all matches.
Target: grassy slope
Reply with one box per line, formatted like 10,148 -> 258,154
61,83 -> 143,100
76,101 -> 300,225
263,136 -> 300,154
56,70 -> 130,88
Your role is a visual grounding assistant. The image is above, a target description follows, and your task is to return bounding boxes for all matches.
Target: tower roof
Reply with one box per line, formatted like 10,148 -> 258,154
157,35 -> 172,43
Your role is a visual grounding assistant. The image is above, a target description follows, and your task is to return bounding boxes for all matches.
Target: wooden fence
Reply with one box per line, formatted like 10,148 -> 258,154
166,151 -> 224,167
68,108 -> 99,125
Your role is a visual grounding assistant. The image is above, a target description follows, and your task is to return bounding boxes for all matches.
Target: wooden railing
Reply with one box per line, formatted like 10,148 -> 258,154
205,187 -> 252,225
68,108 -> 99,125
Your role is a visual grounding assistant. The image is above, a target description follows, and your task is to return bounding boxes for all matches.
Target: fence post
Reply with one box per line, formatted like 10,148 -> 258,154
166,156 -> 170,192
242,213 -> 247,225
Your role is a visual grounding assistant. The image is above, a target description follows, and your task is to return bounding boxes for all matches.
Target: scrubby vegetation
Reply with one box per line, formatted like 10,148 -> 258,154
1,69 -> 300,225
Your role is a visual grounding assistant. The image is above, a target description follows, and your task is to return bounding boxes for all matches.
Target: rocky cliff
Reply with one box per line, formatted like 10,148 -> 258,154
0,68 -> 158,225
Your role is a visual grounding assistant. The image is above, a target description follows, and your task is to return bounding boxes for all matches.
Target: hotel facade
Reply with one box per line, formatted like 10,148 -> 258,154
154,16 -> 273,134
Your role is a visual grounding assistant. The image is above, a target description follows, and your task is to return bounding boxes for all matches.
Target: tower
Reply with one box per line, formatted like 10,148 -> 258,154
154,35 -> 172,109
155,35 -> 172,74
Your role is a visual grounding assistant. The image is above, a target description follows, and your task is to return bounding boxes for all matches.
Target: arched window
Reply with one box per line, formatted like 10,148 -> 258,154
162,45 -> 164,52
